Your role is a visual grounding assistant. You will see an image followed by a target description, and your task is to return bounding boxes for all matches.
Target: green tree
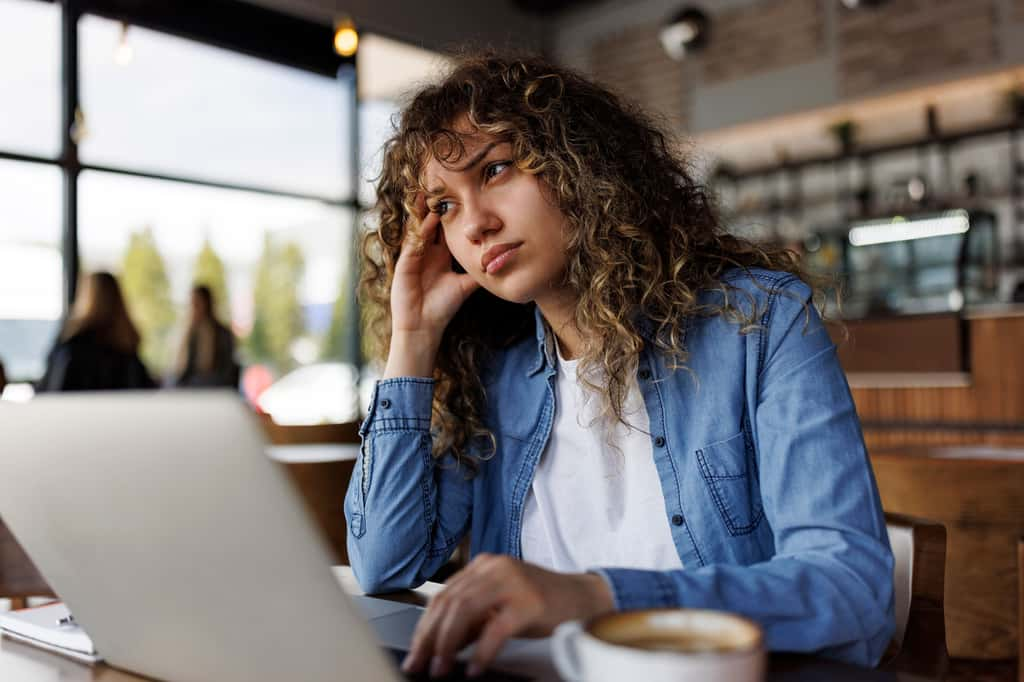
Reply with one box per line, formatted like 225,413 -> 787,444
321,283 -> 349,362
192,238 -> 231,324
322,240 -> 362,365
246,234 -> 305,371
121,227 -> 175,371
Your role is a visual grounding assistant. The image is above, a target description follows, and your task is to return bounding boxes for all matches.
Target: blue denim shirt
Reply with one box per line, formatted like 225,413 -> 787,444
345,269 -> 895,667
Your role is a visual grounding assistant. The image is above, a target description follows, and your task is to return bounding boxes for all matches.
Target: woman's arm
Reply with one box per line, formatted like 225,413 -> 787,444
346,203 -> 481,593
595,277 -> 895,667
344,377 -> 473,593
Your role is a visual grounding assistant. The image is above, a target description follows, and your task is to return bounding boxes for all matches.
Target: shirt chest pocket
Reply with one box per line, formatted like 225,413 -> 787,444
695,431 -> 764,536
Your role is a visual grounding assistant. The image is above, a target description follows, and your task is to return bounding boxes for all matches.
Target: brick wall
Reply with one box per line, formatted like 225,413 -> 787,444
589,22 -> 692,132
838,0 -> 1000,97
699,0 -> 824,85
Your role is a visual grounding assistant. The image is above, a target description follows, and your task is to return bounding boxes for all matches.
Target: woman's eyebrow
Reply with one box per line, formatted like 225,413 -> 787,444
453,141 -> 499,172
425,141 -> 504,195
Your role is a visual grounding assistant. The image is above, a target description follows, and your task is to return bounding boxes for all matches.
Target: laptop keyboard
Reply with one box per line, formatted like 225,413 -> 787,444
386,648 -> 532,682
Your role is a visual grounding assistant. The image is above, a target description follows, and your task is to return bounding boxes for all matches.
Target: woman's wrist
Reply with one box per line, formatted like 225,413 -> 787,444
575,572 -> 615,620
383,331 -> 441,379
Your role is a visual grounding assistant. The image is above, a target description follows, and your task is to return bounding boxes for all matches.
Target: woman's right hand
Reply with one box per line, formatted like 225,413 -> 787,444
384,202 -> 479,378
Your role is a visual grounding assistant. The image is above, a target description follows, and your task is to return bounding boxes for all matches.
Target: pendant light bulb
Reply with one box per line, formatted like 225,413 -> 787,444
333,17 -> 359,57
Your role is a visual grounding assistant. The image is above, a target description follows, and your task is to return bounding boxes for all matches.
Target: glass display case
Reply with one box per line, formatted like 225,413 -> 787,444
804,209 -> 999,319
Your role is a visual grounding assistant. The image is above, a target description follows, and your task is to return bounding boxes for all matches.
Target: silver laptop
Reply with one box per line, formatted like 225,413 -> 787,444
0,392 -> 540,682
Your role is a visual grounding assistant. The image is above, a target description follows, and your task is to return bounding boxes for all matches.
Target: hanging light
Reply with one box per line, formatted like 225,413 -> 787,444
333,17 -> 358,58
659,7 -> 710,61
114,22 -> 133,66
848,210 -> 969,247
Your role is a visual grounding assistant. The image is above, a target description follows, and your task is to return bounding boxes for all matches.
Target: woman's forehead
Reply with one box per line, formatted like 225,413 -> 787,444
419,132 -> 507,188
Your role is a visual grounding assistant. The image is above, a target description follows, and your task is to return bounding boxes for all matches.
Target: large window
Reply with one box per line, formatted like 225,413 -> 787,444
79,171 -> 355,377
0,160 -> 63,382
74,15 -> 361,420
79,16 -> 352,199
0,3 -> 446,421
0,0 -> 62,386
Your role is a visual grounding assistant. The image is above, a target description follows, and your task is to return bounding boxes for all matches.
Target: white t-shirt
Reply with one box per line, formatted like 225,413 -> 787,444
519,350 -> 684,572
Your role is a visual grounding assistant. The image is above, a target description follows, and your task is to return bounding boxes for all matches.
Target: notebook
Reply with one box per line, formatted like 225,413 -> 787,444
0,601 -> 100,663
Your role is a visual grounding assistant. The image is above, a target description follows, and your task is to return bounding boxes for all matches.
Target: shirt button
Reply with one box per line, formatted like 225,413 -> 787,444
672,514 -> 685,526
380,398 -> 391,409
638,369 -> 651,380
654,436 -> 666,447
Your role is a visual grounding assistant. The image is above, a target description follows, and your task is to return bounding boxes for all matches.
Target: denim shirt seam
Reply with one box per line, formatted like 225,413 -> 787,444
368,417 -> 433,432
376,377 -> 436,387
695,447 -> 734,533
417,434 -> 460,560
753,273 -> 801,381
508,369 -> 557,557
648,357 -> 705,567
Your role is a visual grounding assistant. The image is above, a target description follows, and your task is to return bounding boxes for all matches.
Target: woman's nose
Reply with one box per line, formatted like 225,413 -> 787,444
461,200 -> 501,243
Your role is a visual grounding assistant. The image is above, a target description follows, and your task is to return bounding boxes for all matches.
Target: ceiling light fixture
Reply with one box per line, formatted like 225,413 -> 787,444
839,0 -> 890,9
114,22 -> 133,66
659,7 -> 710,61
333,17 -> 358,58
848,210 -> 969,247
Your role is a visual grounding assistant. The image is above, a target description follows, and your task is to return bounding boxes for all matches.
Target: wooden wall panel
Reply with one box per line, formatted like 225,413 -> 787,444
851,315 -> 1024,427
837,314 -> 963,373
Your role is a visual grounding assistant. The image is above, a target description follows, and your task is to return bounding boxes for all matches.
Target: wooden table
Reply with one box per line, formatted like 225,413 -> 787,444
0,566 -> 938,681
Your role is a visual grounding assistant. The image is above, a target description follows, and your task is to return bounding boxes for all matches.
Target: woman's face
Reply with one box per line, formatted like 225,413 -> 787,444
421,131 -> 571,307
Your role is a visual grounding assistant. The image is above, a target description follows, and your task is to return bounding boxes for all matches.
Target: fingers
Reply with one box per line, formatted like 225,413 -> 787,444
403,555 -> 510,677
402,209 -> 441,257
467,607 -> 529,677
404,577 -> 494,676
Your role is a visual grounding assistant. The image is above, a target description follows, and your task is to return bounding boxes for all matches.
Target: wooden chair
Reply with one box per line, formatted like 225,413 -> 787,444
0,517 -> 55,609
871,447 -> 1024,659
258,413 -> 360,445
260,414 -> 360,565
881,512 -> 949,679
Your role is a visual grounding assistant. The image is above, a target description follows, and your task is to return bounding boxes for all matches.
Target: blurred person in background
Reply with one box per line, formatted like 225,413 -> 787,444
37,271 -> 156,392
0,357 -> 7,396
170,285 -> 239,389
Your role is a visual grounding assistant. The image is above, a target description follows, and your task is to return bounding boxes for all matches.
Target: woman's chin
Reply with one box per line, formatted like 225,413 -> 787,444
482,283 -> 535,306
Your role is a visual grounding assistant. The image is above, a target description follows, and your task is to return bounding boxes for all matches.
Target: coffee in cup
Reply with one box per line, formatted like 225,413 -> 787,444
552,608 -> 764,681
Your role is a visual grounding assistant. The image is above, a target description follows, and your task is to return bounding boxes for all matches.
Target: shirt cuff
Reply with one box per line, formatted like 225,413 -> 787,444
591,567 -> 680,611
360,377 -> 435,435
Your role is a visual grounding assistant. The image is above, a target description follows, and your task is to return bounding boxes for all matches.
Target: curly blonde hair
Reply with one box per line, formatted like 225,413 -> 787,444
361,53 -> 811,470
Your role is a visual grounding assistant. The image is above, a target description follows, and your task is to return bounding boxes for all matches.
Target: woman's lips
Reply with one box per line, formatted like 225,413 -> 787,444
485,244 -> 521,274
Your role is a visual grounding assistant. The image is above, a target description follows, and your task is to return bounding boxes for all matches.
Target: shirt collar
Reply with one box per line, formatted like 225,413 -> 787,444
527,305 -> 662,377
528,305 -> 556,376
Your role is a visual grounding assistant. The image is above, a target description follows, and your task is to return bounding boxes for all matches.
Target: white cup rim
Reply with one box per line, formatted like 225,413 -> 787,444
582,608 -> 765,658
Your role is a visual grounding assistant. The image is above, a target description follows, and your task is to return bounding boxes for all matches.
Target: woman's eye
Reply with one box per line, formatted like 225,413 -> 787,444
484,161 -> 510,181
431,200 -> 451,216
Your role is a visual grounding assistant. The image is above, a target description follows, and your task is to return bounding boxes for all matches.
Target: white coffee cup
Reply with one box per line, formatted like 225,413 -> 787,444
551,608 -> 765,682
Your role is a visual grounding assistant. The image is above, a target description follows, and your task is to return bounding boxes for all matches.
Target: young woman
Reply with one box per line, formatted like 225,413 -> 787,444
37,271 -> 156,392
346,54 -> 894,677
171,285 -> 239,388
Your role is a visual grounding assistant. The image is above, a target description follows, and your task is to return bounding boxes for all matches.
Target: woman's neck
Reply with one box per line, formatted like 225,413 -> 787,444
536,293 -> 582,361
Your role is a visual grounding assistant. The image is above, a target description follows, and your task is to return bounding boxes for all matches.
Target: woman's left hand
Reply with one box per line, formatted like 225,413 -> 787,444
401,553 -> 614,678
